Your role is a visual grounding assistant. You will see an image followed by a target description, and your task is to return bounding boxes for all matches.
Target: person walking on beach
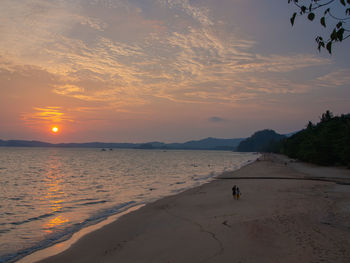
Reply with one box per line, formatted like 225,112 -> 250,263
232,185 -> 237,199
236,187 -> 241,200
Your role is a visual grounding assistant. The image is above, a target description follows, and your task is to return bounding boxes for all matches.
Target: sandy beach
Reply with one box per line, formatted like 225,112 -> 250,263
37,154 -> 350,263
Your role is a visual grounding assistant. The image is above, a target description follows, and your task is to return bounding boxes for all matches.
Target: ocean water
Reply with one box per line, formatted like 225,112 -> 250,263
0,147 -> 257,262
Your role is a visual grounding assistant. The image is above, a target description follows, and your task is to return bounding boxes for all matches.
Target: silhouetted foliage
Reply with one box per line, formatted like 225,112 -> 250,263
288,0 -> 350,54
320,109 -> 333,121
281,111 -> 350,166
237,129 -> 285,152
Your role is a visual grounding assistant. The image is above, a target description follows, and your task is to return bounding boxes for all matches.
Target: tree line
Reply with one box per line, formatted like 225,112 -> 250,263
237,111 -> 350,167
280,110 -> 350,166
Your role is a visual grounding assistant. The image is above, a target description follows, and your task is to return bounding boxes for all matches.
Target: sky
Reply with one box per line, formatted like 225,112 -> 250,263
0,0 -> 349,143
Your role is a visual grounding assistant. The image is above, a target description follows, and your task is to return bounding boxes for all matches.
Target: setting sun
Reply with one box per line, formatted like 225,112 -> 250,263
51,126 -> 59,133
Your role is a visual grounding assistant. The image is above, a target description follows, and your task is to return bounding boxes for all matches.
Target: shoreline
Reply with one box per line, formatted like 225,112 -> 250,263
26,154 -> 350,262
16,205 -> 144,263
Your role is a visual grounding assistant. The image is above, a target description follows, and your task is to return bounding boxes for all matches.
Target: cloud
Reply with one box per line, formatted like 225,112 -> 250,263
208,116 -> 226,123
53,84 -> 84,96
0,0 -> 336,112
22,107 -> 74,124
229,54 -> 331,73
158,0 -> 214,26
316,69 -> 350,87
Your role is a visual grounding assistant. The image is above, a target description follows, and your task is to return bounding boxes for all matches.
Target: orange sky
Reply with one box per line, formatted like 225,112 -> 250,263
1,0 -> 349,143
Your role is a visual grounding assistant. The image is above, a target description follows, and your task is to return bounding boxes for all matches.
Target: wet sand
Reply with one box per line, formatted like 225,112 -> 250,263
37,154 -> 350,263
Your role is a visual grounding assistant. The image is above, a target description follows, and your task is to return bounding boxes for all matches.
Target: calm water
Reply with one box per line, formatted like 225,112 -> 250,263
0,148 -> 257,262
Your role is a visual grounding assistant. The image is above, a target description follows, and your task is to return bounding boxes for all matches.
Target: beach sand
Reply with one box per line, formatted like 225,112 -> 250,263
38,154 -> 350,263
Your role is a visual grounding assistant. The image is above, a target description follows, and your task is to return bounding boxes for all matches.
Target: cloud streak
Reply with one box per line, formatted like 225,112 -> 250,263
22,107 -> 74,124
208,116 -> 226,123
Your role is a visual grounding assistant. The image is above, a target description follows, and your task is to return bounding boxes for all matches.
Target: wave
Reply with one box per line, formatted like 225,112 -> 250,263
1,212 -> 57,227
79,200 -> 108,206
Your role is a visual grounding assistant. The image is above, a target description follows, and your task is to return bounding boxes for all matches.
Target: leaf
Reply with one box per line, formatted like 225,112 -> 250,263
308,13 -> 315,21
336,22 -> 342,28
331,29 -> 337,41
326,41 -> 332,54
346,8 -> 350,15
300,6 -> 307,14
347,0 -> 350,4
317,41 -> 324,52
316,36 -> 325,52
320,17 -> 326,27
324,8 -> 330,15
337,28 -> 345,41
290,13 -> 297,26
340,0 -> 346,6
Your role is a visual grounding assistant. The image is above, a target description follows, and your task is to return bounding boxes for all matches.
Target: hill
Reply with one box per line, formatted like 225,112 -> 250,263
237,129 -> 285,152
165,137 -> 243,150
0,137 -> 244,151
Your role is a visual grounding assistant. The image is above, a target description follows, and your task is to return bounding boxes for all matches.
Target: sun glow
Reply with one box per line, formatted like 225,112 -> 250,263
51,126 -> 59,133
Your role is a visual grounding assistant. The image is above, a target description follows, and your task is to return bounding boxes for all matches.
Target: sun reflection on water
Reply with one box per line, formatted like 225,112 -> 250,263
43,216 -> 70,234
42,153 -> 70,233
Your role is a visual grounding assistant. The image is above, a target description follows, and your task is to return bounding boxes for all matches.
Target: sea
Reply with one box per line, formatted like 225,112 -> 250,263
0,147 -> 257,262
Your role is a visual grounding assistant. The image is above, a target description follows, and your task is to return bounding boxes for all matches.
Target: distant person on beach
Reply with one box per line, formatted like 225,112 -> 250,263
236,187 -> 241,200
232,185 -> 237,199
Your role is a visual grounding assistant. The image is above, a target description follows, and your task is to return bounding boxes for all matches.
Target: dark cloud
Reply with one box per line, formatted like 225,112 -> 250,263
209,116 -> 226,123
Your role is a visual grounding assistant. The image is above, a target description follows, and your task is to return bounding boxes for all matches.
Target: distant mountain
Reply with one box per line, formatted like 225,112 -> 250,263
236,129 -> 285,152
165,137 -> 244,150
0,140 -> 137,149
0,137 -> 244,151
0,140 -> 53,147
